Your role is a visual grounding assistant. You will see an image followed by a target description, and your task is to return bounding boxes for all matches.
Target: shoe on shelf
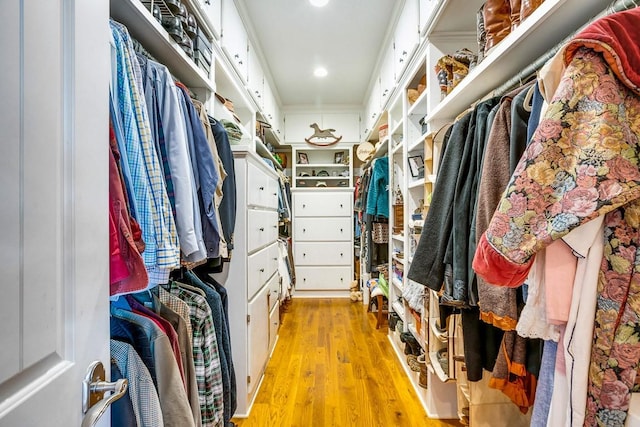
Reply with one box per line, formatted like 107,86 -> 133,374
407,354 -> 421,372
417,353 -> 428,388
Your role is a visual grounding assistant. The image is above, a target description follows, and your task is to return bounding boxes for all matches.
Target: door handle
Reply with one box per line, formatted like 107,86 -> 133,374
82,361 -> 128,427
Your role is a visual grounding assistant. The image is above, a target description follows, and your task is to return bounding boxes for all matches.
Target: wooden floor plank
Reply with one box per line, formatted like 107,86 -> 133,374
232,298 -> 463,427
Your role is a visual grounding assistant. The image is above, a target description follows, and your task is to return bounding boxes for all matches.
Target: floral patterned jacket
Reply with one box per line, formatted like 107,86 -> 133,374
474,7 -> 640,425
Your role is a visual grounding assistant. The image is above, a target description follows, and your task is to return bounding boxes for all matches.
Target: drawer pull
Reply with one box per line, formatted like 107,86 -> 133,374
340,253 -> 343,257
260,186 -> 265,190
303,253 -> 306,257
340,228 -> 343,233
340,277 -> 344,281
260,268 -> 265,272
303,228 -> 306,233
260,227 -> 265,231
340,204 -> 343,208
273,193 -> 277,196
273,258 -> 278,261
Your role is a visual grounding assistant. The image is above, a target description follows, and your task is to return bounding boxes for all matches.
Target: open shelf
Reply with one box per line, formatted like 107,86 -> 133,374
426,0 -> 610,123
392,277 -> 404,292
392,300 -> 406,319
110,0 -> 214,91
408,178 -> 426,189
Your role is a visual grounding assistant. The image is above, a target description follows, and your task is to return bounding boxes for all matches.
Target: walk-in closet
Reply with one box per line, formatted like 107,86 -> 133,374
4,0 -> 640,426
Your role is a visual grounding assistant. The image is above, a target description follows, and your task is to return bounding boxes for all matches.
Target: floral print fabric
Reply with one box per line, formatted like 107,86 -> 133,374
474,47 -> 640,426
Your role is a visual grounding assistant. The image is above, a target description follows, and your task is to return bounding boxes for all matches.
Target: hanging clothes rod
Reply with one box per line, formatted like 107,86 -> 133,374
493,0 -> 640,97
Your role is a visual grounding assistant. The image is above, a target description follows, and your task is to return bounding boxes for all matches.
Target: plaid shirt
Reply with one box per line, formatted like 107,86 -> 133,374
158,286 -> 193,346
111,339 -> 165,427
169,282 -> 224,427
110,23 -> 157,269
111,22 -> 180,285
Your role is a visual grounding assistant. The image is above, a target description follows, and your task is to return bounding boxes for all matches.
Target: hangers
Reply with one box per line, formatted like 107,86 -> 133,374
131,37 -> 158,62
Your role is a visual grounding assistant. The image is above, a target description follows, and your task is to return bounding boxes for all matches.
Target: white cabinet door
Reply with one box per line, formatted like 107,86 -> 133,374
379,42 -> 395,109
247,285 -> 270,396
269,301 -> 280,353
284,113 -> 321,142
322,113 -> 361,143
197,0 -> 222,39
0,1 -> 111,426
419,0 -> 438,34
248,42 -> 264,108
222,0 -> 248,82
394,0 -> 420,81
365,81 -> 381,137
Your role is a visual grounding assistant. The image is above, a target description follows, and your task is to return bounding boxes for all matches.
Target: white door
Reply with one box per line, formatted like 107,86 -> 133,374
0,1 -> 111,426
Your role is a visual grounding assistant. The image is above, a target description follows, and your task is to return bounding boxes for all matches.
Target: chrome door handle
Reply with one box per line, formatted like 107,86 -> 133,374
82,361 -> 128,427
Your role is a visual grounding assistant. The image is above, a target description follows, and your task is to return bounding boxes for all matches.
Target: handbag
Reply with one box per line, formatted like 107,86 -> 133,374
372,222 -> 389,244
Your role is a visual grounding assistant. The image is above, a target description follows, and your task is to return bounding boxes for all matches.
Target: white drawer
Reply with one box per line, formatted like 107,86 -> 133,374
248,161 -> 278,209
269,300 -> 280,353
294,192 -> 352,217
248,284 -> 269,396
296,266 -> 352,290
247,243 -> 279,299
248,209 -> 279,253
294,217 -> 352,241
295,242 -> 352,266
267,273 -> 280,312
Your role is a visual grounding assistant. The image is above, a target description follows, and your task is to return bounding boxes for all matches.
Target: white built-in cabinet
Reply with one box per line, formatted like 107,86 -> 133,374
293,190 -> 354,296
217,151 -> 281,416
196,0 -> 222,39
285,112 -> 361,143
360,0 -> 613,423
221,0 -> 248,82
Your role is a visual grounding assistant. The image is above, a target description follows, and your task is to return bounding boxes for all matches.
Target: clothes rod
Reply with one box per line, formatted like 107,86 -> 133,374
493,0 -> 640,97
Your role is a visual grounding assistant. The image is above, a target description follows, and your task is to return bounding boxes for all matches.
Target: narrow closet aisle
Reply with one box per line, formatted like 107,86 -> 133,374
232,299 -> 462,427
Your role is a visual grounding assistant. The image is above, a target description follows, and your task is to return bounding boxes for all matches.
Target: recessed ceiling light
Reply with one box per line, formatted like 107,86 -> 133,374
314,67 -> 328,78
309,0 -> 329,7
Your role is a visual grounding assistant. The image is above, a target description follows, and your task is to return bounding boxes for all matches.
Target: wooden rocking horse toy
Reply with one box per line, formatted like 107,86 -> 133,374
305,123 -> 343,146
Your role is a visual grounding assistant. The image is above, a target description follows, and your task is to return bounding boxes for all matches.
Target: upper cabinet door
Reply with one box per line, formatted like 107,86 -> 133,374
394,0 -> 420,81
419,0 -> 438,35
197,0 -> 222,39
222,0 -> 248,82
248,42 -> 264,108
379,42 -> 395,110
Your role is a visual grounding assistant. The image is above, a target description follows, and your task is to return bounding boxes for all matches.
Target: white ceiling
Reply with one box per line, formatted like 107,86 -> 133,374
237,0 -> 399,109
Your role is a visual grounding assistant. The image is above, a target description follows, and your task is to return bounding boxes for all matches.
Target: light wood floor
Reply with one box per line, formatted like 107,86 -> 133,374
232,298 -> 462,427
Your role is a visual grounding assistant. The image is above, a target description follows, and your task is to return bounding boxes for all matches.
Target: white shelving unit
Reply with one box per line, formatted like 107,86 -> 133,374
360,0 -> 614,422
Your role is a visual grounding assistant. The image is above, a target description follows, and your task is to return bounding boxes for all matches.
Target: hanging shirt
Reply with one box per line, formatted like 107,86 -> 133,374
111,339 -> 165,427
110,21 -> 180,285
168,282 -> 225,427
111,305 -> 196,427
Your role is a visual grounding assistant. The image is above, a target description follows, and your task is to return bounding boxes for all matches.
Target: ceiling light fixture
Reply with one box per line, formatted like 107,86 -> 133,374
313,67 -> 328,78
309,0 -> 329,7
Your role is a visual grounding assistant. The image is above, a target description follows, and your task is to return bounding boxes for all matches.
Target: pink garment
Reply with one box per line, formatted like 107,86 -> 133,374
544,240 -> 577,325
109,125 -> 149,296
